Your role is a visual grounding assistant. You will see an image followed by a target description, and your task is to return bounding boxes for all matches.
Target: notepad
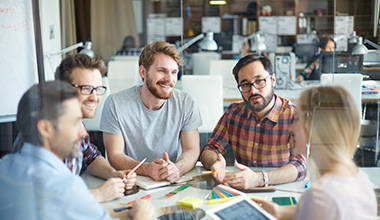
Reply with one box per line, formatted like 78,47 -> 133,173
177,196 -> 204,209
135,175 -> 193,190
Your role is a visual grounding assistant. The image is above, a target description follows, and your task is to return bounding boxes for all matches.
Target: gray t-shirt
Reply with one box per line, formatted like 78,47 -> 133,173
100,85 -> 202,162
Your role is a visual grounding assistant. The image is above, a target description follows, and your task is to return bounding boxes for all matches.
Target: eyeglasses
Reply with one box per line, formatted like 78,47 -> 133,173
237,75 -> 272,93
71,84 -> 107,95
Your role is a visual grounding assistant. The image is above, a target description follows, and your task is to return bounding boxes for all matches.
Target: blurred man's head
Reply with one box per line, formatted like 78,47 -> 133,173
55,54 -> 107,118
16,81 -> 86,160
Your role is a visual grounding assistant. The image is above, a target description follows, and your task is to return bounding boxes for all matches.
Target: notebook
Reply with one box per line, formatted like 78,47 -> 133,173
135,175 -> 193,190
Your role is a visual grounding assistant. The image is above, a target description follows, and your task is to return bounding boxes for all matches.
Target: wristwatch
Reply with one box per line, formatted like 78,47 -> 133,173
261,170 -> 268,187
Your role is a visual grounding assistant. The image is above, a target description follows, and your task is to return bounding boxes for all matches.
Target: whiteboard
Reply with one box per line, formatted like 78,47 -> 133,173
0,0 -> 39,122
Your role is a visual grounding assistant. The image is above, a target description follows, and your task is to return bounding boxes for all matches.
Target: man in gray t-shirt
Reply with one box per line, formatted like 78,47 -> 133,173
100,41 -> 202,183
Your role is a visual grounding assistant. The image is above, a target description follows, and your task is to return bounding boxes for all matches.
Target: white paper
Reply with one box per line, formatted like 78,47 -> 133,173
147,14 -> 165,36
277,16 -> 296,35
336,37 -> 348,51
165,17 -> 182,36
334,16 -> 354,36
297,34 -> 314,44
202,17 -> 221,33
259,16 -> 277,34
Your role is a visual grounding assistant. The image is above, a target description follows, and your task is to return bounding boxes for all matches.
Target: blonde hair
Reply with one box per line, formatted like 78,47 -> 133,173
298,86 -> 359,175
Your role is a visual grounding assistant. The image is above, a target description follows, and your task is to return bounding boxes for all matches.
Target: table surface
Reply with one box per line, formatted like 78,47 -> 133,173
81,166 -> 380,220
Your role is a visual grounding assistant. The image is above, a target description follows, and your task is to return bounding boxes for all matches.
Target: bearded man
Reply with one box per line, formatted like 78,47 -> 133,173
100,41 -> 202,183
200,55 -> 307,190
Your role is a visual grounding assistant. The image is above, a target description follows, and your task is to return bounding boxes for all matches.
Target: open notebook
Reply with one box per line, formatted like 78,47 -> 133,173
136,175 -> 193,190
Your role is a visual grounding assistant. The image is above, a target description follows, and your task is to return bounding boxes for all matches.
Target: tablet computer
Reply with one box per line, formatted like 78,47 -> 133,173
206,195 -> 277,220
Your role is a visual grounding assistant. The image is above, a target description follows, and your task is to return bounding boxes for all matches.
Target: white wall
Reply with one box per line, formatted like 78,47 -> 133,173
39,0 -> 61,81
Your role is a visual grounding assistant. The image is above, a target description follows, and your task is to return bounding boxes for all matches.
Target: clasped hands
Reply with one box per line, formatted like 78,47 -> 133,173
211,153 -> 264,190
147,152 -> 180,183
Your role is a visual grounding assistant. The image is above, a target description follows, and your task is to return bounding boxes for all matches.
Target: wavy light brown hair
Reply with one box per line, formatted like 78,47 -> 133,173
138,41 -> 183,71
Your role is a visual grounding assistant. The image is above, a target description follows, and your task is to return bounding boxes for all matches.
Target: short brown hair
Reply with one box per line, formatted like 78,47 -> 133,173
55,54 -> 107,84
16,81 -> 78,146
138,41 -> 183,71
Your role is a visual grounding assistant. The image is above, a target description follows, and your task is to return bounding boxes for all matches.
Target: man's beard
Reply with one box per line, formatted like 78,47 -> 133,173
243,88 -> 274,113
146,74 -> 174,99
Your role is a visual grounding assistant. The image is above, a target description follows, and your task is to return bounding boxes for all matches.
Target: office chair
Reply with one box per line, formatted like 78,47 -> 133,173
192,52 -> 221,75
209,59 -> 238,89
107,60 -> 141,94
181,75 -> 223,133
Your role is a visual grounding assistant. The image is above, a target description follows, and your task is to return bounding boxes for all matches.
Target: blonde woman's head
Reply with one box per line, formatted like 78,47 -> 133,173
297,86 -> 359,173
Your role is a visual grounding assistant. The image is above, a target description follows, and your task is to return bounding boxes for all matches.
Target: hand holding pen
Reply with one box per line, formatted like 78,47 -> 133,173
122,158 -> 147,181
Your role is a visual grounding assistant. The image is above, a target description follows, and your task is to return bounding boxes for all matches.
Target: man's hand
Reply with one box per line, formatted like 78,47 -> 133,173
211,153 -> 227,183
128,199 -> 154,220
91,178 -> 125,202
146,158 -> 168,181
159,152 -> 180,183
222,162 -> 263,189
109,170 -> 136,190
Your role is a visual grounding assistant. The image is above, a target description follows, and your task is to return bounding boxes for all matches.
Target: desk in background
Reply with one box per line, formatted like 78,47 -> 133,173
81,166 -> 380,220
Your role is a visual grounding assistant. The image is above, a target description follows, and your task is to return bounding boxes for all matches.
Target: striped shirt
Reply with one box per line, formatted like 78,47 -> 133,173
203,95 -> 307,180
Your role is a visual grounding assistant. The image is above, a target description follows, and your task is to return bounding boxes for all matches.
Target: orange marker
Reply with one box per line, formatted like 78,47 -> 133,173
127,194 -> 151,205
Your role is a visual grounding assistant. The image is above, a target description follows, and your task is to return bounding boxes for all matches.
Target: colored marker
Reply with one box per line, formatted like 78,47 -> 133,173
127,194 -> 151,205
164,184 -> 191,197
305,179 -> 312,189
208,196 -> 238,204
113,206 -> 132,212
123,158 -> 146,181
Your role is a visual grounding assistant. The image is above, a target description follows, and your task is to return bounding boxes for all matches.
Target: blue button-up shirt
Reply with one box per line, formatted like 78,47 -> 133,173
0,142 -> 115,220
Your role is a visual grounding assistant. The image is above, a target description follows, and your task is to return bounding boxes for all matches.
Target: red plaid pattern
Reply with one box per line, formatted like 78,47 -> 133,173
202,95 -> 307,180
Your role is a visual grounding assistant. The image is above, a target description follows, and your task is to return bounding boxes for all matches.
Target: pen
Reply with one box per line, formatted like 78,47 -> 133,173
127,194 -> 151,205
113,206 -> 132,212
202,170 -> 229,174
305,179 -> 312,189
123,158 -> 146,181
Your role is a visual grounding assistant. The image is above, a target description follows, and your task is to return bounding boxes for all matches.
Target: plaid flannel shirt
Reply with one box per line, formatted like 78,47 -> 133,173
202,95 -> 307,180
65,125 -> 101,175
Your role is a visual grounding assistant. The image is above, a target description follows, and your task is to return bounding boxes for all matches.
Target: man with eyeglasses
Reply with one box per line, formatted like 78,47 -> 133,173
201,55 -> 307,189
54,54 -> 136,202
